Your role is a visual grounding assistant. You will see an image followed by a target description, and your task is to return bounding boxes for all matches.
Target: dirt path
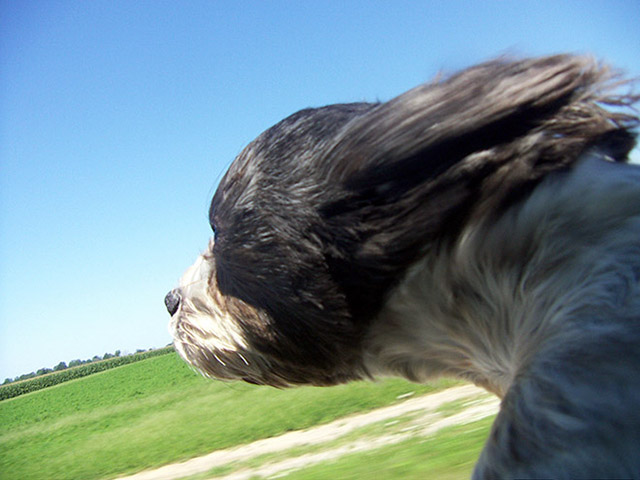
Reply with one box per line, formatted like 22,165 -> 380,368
116,384 -> 498,480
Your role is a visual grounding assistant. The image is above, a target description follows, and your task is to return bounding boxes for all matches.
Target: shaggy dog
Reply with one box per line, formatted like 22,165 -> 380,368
166,55 -> 640,478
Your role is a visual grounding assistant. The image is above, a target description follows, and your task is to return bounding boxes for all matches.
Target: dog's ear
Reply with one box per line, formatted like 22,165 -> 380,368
319,55 -> 638,322
323,55 -> 634,185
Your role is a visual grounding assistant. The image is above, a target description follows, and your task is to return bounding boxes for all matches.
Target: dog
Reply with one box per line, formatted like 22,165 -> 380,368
166,55 -> 640,478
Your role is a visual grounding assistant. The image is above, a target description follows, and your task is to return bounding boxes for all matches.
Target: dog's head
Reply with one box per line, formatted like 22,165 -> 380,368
166,55 -> 637,387
167,104 -> 376,386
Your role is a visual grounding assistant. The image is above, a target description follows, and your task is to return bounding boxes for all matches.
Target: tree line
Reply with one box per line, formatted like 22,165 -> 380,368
3,348 -> 155,385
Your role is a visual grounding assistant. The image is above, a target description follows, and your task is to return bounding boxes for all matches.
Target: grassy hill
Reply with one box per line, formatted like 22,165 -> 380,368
0,351 -> 459,480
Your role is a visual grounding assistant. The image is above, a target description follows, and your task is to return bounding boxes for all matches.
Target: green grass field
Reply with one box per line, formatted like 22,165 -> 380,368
0,352 -> 461,480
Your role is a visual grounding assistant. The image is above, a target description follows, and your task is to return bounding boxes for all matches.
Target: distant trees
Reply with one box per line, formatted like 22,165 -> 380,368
16,372 -> 36,382
54,361 -> 67,371
2,349 -> 139,385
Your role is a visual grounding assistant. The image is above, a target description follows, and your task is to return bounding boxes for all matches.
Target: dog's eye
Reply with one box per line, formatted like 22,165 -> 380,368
209,205 -> 218,239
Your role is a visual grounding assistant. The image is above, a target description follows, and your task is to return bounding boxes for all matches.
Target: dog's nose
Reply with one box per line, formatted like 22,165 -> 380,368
165,289 -> 181,316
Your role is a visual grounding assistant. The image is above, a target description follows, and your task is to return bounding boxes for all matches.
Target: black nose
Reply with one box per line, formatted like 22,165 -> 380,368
165,289 -> 181,316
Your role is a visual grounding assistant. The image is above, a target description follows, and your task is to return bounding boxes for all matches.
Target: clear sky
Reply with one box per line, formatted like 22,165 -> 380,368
1,0 -> 639,381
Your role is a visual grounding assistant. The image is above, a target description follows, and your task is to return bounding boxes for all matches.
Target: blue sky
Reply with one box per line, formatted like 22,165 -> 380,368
1,0 -> 639,380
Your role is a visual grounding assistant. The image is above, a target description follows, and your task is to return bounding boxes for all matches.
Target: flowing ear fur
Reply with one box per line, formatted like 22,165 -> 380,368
319,55 -> 638,323
324,55 -> 636,183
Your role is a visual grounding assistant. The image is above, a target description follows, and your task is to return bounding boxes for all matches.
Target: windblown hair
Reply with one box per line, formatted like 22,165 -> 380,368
167,55 -> 640,478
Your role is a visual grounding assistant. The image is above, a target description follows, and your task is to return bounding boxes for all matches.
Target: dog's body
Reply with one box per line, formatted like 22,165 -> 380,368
167,55 -> 640,478
372,155 -> 640,477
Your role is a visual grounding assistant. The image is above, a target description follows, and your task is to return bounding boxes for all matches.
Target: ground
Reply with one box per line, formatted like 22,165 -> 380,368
116,384 -> 498,480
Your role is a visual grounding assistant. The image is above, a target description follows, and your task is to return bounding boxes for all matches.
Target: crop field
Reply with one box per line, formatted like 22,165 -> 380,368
0,347 -> 174,400
0,351 -> 471,480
